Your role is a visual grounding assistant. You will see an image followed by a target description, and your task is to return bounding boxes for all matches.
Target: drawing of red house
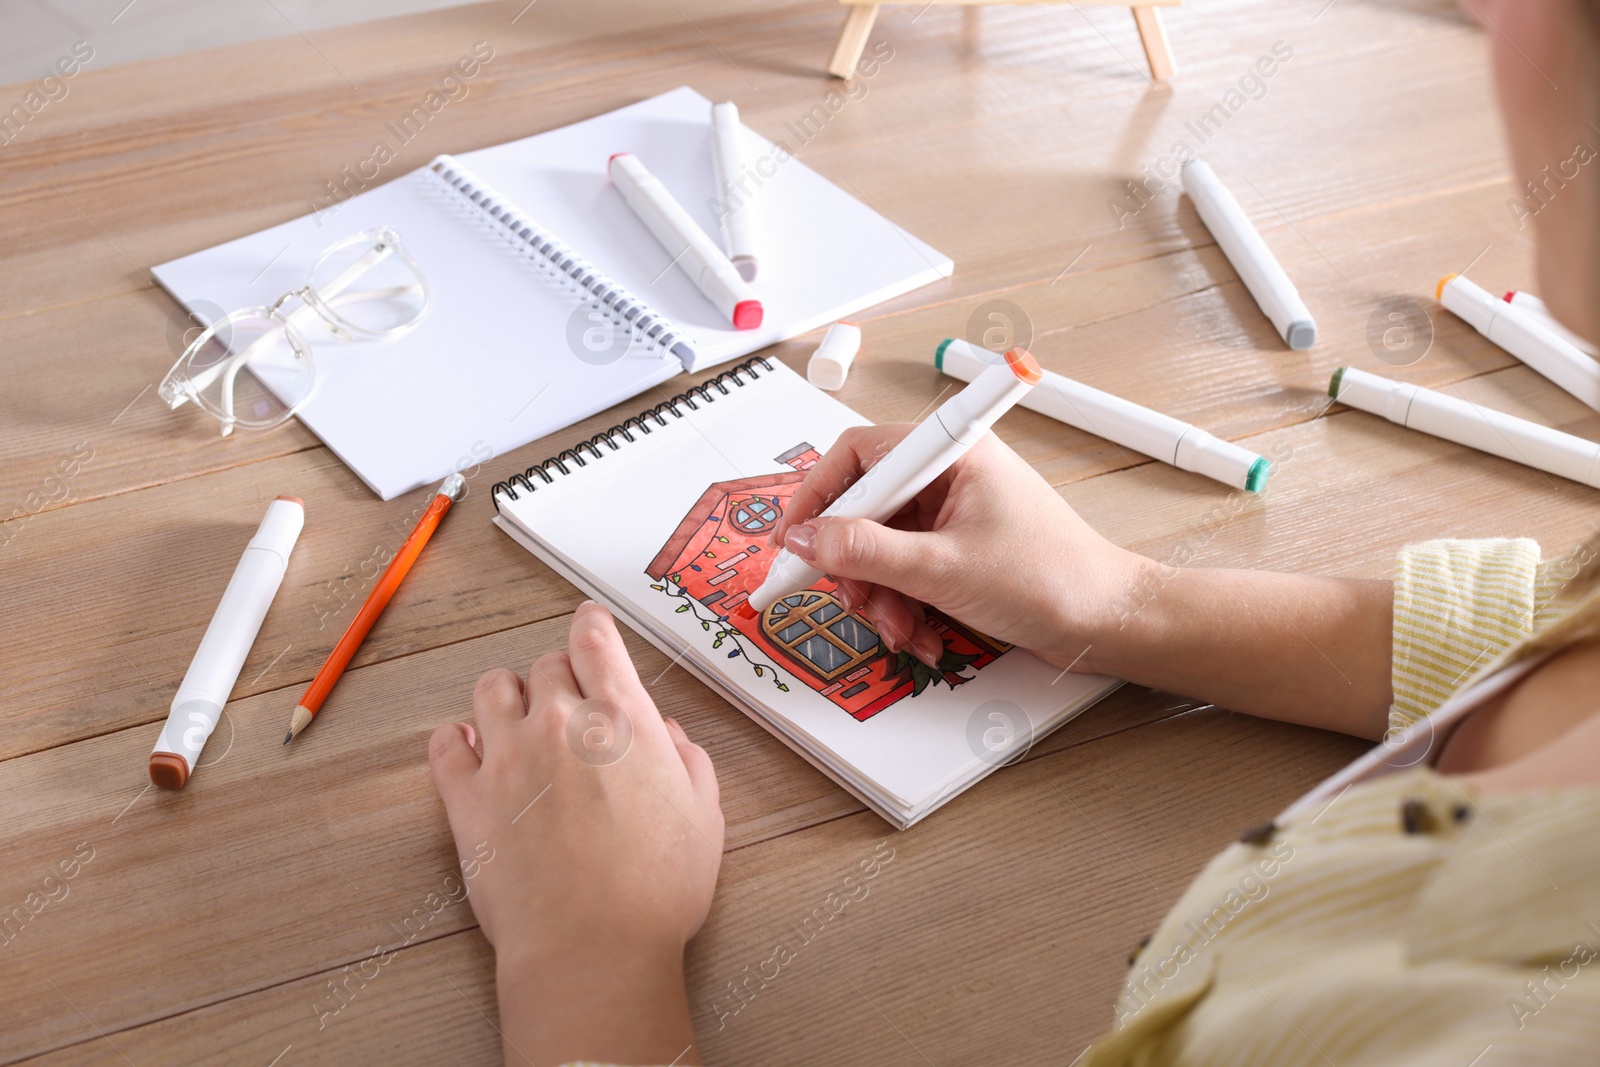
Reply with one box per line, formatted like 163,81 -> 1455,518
645,443 -> 1009,721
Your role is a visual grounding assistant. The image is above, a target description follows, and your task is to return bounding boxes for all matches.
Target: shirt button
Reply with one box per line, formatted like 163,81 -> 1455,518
1401,797 -> 1439,835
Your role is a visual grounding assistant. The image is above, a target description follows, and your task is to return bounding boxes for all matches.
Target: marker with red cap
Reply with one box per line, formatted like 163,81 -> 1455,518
608,152 -> 763,331
1504,290 -> 1597,357
741,349 -> 1043,616
1439,273 -> 1600,411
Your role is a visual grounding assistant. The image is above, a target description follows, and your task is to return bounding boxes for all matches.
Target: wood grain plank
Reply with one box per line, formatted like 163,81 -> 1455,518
13,708 -> 1366,1066
0,608 -> 1179,1061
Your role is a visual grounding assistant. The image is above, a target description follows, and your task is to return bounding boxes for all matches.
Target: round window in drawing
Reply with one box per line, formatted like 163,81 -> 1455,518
729,496 -> 781,533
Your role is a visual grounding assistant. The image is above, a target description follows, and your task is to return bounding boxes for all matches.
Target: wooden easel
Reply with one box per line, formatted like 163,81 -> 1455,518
827,0 -> 1179,81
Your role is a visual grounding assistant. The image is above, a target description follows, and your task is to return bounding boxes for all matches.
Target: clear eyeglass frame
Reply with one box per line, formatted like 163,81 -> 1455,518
159,226 -> 431,436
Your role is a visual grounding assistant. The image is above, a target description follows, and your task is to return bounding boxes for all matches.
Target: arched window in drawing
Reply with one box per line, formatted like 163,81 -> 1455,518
761,592 -> 882,681
729,495 -> 781,534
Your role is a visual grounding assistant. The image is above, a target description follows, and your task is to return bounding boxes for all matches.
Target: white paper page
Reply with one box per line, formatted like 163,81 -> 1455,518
152,169 -> 683,499
495,363 -> 1116,811
458,86 -> 953,371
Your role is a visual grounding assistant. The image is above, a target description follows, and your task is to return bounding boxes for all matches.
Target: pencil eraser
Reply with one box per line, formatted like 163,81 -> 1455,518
733,255 -> 758,282
733,300 -> 763,331
807,321 -> 862,391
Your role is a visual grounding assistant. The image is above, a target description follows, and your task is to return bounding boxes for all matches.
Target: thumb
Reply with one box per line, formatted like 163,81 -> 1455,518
428,721 -> 481,812
794,516 -> 950,603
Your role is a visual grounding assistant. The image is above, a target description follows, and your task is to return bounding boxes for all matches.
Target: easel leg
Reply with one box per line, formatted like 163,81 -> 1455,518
1131,6 -> 1176,81
828,4 -> 881,79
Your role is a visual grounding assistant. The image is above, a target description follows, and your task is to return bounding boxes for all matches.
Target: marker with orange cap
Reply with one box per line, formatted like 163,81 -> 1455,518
936,338 -> 1270,493
1504,290 -> 1597,357
1438,273 -> 1600,411
150,496 -> 304,789
284,473 -> 465,744
608,152 -> 763,331
742,348 -> 1042,615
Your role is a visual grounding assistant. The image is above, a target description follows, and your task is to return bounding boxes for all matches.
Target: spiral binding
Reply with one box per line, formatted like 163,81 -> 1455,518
491,356 -> 775,510
426,155 -> 697,367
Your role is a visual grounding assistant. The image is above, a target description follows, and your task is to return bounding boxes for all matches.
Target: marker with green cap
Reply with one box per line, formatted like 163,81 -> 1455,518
936,338 -> 1271,493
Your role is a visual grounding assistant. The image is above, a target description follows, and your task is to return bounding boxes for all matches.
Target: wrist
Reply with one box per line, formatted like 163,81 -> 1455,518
496,937 -> 697,1066
1071,550 -> 1171,677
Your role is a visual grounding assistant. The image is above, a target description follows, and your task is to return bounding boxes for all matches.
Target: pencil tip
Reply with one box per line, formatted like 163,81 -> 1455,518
283,731 -> 293,746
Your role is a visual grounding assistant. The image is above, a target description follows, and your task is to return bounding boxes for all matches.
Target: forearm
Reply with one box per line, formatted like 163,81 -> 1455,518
1083,565 -> 1393,740
496,941 -> 700,1066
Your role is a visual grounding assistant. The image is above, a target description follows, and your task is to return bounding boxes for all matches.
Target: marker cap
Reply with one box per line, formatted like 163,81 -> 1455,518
807,321 -> 862,391
149,752 -> 188,789
732,299 -> 763,331
1004,347 -> 1043,384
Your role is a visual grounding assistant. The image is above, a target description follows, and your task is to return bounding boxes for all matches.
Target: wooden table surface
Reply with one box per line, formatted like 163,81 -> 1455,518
5,0 -> 1597,1062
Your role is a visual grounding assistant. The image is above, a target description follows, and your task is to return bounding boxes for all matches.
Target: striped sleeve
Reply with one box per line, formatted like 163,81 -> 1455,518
1389,538 -> 1564,733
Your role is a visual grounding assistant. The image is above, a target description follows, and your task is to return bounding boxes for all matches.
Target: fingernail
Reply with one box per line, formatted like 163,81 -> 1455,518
664,716 -> 681,733
913,635 -> 943,668
836,584 -> 857,611
579,598 -> 597,608
785,522 -> 818,562
462,722 -> 477,748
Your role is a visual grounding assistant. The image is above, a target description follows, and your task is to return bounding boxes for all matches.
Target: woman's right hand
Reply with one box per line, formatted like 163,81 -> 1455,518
769,424 -> 1146,673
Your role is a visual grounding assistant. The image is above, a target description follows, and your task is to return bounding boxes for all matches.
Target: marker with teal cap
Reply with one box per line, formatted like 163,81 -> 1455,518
935,338 -> 1271,493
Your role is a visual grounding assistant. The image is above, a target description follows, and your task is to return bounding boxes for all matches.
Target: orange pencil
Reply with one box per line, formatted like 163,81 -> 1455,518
284,473 -> 466,744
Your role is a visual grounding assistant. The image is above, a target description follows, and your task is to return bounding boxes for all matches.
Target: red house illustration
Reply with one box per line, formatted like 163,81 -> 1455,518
645,443 -> 1009,721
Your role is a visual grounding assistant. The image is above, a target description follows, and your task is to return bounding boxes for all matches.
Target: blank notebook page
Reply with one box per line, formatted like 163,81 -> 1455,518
456,86 -> 953,370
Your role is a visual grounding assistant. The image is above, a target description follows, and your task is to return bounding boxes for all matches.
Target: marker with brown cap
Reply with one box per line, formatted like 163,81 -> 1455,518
150,496 -> 304,789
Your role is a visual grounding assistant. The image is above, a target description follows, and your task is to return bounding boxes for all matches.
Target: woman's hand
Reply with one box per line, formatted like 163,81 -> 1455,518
769,424 -> 1146,671
429,601 -> 723,1066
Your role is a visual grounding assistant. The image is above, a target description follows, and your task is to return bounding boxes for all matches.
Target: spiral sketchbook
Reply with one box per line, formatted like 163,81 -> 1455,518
151,87 -> 953,500
490,358 -> 1121,828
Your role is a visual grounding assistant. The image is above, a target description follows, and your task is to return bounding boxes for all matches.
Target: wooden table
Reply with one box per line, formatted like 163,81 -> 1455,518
5,0 -> 1596,1062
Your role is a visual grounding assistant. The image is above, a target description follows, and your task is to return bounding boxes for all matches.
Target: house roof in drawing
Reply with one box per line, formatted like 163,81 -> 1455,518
646,470 -> 808,580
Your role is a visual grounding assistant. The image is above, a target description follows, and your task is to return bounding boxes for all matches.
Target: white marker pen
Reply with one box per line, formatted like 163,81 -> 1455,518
742,349 -> 1042,615
1439,274 -> 1600,412
1504,290 -> 1597,357
150,496 -> 303,788
1182,159 -> 1316,350
1330,366 -> 1600,488
710,102 -> 758,282
608,152 -> 763,330
936,339 -> 1269,493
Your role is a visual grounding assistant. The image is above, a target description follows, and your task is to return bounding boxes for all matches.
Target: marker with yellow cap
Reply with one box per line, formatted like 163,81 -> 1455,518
742,348 -> 1043,615
1438,273 -> 1600,411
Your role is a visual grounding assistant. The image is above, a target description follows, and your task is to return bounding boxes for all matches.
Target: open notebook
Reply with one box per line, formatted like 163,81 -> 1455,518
491,358 -> 1120,828
152,86 -> 952,499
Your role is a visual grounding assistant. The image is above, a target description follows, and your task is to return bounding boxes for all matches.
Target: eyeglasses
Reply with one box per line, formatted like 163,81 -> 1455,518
159,226 -> 430,436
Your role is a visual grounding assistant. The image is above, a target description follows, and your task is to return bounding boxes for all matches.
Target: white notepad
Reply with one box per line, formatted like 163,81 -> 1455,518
152,87 -> 953,500
491,359 -> 1120,828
